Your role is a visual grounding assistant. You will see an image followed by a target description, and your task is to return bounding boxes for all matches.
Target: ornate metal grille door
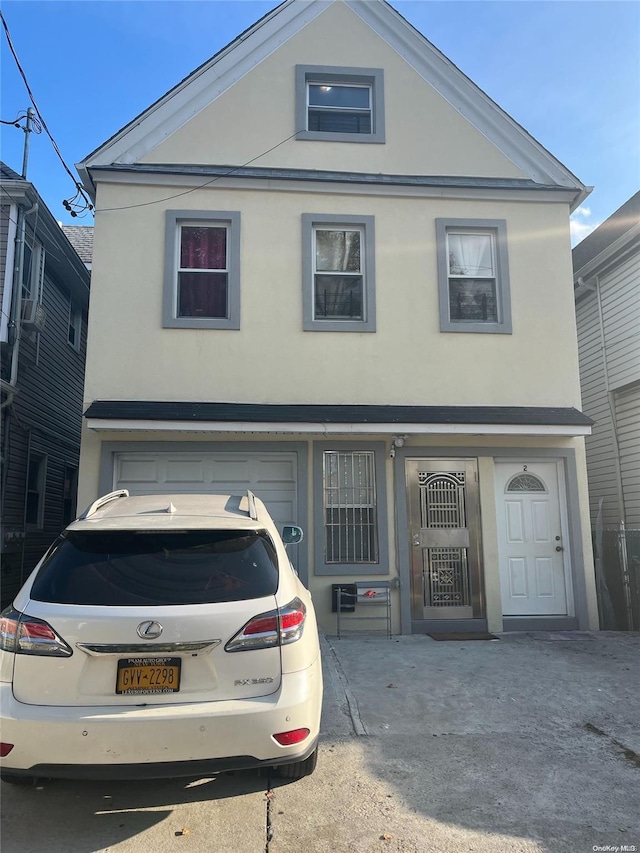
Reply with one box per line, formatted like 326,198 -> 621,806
406,459 -> 483,621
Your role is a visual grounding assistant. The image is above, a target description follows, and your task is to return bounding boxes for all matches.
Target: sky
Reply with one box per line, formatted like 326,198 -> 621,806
1,0 -> 639,245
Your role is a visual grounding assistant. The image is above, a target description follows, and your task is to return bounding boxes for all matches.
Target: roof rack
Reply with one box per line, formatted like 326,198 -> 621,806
78,489 -> 129,520
247,490 -> 258,521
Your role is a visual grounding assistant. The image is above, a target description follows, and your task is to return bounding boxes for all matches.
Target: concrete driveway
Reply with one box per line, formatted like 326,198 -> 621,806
1,631 -> 638,853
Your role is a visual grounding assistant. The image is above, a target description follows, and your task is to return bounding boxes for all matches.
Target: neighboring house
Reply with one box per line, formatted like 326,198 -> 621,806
60,225 -> 94,272
574,192 -> 640,629
76,0 -> 598,635
0,162 -> 91,605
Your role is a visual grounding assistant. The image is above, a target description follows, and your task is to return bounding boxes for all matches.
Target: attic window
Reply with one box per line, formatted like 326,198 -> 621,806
296,66 -> 385,144
308,83 -> 372,134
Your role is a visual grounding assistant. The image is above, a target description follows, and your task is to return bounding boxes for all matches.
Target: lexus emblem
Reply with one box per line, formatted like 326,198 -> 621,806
136,621 -> 163,640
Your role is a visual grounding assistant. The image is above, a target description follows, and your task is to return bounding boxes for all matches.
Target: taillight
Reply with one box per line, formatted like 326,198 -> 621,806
225,598 -> 306,652
0,607 -> 72,658
273,728 -> 310,746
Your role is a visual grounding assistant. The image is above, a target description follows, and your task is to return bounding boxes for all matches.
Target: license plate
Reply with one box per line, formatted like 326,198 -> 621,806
116,657 -> 181,695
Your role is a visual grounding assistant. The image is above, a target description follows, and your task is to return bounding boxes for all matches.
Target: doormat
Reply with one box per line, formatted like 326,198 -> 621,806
427,632 -> 499,641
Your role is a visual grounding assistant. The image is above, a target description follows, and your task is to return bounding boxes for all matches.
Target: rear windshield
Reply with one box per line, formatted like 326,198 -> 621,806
30,530 -> 279,606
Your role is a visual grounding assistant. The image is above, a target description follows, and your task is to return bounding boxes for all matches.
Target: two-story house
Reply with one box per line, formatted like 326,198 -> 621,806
76,0 -> 597,635
1,162 -> 90,605
574,192 -> 640,630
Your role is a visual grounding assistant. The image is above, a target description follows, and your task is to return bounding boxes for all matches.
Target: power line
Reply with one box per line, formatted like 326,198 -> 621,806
1,9 -> 304,219
1,112 -> 42,131
0,10 -> 93,217
95,129 -> 303,214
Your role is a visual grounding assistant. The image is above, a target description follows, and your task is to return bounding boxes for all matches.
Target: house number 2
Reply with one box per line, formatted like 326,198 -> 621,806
523,465 -> 528,471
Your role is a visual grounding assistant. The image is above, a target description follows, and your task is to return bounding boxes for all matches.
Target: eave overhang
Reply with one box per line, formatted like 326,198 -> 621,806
88,163 -> 586,209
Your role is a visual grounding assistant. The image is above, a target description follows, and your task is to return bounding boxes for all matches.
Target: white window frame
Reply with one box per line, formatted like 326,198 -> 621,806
295,65 -> 385,144
436,218 -> 512,334
62,463 -> 78,527
306,81 -> 372,135
302,214 -> 376,332
21,239 -> 45,302
67,300 -> 82,351
25,451 -> 47,530
163,210 -> 241,330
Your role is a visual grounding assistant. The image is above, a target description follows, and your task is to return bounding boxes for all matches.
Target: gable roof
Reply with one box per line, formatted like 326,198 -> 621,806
77,0 -> 588,208
573,191 -> 640,277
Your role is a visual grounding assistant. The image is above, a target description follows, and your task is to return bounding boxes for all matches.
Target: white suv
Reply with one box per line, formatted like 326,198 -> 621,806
0,491 -> 322,783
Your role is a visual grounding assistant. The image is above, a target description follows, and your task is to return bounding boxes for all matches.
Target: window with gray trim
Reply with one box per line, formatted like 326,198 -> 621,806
436,219 -> 512,334
313,442 -> 388,576
302,214 -> 376,332
163,210 -> 240,329
295,66 -> 385,143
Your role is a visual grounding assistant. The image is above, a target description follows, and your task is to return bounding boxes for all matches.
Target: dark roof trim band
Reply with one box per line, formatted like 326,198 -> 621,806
84,401 -> 593,427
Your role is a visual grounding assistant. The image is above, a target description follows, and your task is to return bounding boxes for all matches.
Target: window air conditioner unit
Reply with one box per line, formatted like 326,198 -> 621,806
21,299 -> 46,332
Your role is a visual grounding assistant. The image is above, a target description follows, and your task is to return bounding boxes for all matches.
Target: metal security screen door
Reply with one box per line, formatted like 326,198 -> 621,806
406,459 -> 484,620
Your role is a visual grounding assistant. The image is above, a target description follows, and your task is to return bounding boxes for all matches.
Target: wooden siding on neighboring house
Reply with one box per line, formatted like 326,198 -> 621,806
0,205 -> 12,342
615,382 -> 640,527
0,205 -> 9,303
1,268 -> 88,603
576,248 -> 640,528
598,252 -> 640,390
576,290 -> 620,526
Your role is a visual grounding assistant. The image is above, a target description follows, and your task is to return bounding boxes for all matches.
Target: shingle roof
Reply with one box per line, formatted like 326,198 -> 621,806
573,191 -> 640,273
0,161 -> 22,181
84,401 -> 594,427
61,225 -> 94,265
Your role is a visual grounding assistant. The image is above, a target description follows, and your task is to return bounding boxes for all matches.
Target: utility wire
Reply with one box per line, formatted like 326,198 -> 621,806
1,112 -> 42,131
96,128 -> 303,213
1,9 -> 302,218
0,10 -> 93,215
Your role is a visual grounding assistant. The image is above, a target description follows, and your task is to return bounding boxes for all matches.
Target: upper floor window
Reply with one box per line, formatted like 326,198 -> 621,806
295,66 -> 385,143
163,211 -> 240,330
25,451 -> 47,529
22,240 -> 45,301
68,300 -> 82,350
62,464 -> 78,527
436,219 -> 512,334
302,214 -> 376,332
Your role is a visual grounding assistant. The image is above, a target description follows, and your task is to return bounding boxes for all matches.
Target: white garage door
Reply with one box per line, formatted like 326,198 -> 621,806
113,451 -> 298,530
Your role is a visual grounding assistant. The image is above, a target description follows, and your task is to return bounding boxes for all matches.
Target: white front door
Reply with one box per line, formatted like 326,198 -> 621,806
495,461 -> 568,616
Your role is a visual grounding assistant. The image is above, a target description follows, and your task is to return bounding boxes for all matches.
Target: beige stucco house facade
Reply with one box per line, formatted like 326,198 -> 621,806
76,0 -> 597,635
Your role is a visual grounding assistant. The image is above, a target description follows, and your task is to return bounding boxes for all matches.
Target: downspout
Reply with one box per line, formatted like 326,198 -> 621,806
0,202 -> 35,527
0,200 -> 38,411
1,108 -> 37,413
